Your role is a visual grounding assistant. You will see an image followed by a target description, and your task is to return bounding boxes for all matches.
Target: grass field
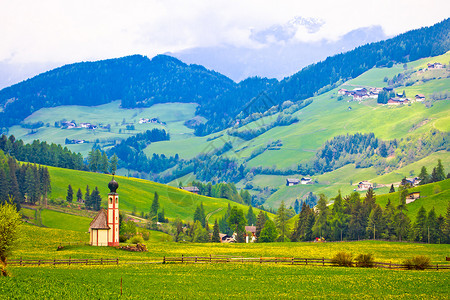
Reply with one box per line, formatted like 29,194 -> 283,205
7,101 -> 198,156
2,225 -> 449,299
47,165 -> 271,223
2,263 -> 449,299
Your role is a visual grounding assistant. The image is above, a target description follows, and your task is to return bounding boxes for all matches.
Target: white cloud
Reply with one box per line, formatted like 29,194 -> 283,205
0,0 -> 448,64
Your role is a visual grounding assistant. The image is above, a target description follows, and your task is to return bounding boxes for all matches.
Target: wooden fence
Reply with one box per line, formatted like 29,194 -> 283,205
162,255 -> 450,270
7,257 -> 119,266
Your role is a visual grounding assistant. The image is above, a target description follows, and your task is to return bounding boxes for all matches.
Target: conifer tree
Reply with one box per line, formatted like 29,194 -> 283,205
389,184 -> 395,193
312,194 -> 330,238
255,210 -> 267,240
90,187 -> 102,211
444,202 -> 450,243
76,188 -> 83,203
435,159 -> 445,182
66,185 -> 73,203
109,154 -> 118,174
211,219 -> 221,243
85,185 -> 91,208
246,206 -> 256,226
275,201 -> 290,242
366,204 -> 384,239
427,207 -> 438,243
151,192 -> 159,217
259,219 -> 277,242
412,206 -> 427,242
418,166 -> 429,185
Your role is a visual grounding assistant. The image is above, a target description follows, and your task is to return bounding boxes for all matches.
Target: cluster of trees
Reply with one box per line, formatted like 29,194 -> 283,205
87,150 -> 118,174
227,113 -> 298,141
0,135 -> 85,171
0,149 -> 51,210
189,181 -> 252,205
106,129 -> 174,174
304,133 -> 395,174
418,159 -> 448,185
66,185 -> 102,211
377,90 -> 396,104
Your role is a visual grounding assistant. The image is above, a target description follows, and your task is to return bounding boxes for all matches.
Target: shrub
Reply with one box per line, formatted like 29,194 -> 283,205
331,252 -> 353,267
142,231 -> 150,241
130,235 -> 144,244
119,235 -> 127,243
355,253 -> 375,268
403,255 -> 431,270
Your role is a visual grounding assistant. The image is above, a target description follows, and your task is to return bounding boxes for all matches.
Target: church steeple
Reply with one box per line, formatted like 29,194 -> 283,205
108,173 -> 119,194
107,174 -> 119,246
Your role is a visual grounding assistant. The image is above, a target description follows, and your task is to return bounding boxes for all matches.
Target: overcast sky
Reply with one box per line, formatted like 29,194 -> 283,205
0,0 -> 448,65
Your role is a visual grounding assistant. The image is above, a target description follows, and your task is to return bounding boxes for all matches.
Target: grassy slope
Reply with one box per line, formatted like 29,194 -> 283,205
8,101 -> 198,156
376,179 -> 450,221
47,165 -> 270,223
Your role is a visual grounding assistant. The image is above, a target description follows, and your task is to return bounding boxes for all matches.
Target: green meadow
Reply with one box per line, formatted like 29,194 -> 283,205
47,165 -> 271,223
2,225 -> 449,299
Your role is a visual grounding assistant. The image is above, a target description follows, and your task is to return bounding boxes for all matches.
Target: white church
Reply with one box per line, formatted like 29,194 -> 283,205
89,176 -> 120,246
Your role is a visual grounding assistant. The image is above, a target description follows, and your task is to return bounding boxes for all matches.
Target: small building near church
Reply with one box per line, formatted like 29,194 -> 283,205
245,225 -> 257,243
89,176 -> 120,247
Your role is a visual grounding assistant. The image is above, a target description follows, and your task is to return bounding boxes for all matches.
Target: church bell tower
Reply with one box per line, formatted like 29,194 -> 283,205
107,175 -> 119,246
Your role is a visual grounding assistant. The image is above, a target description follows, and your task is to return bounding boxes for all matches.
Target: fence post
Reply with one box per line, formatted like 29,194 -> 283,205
116,258 -> 119,265
38,259 -> 41,266
210,254 -> 212,263
260,257 -> 262,264
305,258 -> 308,266
20,257 -> 22,266
101,258 -> 103,265
323,257 -> 325,266
195,256 -> 197,263
436,264 -> 438,270
86,259 -> 88,265
291,257 -> 294,265
163,256 -> 165,264
54,258 -> 56,265
389,261 -> 391,269
69,257 -> 71,266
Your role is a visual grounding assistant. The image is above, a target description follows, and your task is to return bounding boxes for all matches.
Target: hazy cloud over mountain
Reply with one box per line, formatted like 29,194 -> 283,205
0,0 -> 448,88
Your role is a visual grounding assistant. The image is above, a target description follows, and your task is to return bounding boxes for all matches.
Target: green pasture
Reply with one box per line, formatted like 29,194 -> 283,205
7,101 -> 198,156
2,263 -> 449,299
47,165 -> 269,223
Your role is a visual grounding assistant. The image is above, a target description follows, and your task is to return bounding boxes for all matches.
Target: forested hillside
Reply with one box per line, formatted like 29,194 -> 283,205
0,55 -> 235,128
1,19 -> 448,134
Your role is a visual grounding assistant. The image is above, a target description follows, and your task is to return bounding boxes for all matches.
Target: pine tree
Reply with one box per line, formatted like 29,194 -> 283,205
109,154 -> 118,174
293,199 -> 300,214
329,191 -> 348,241
76,188 -> 83,203
90,187 -> 102,211
435,159 -> 445,182
211,219 -> 221,243
412,206 -> 427,242
66,185 -> 73,203
151,192 -> 159,217
246,206 -> 256,226
444,202 -> 450,243
275,201 -> 290,242
312,194 -> 330,238
418,166 -> 429,185
427,207 -> 438,243
85,185 -> 91,208
0,169 -> 9,204
227,206 -> 246,243
389,184 -> 395,193
100,152 -> 109,174
255,211 -> 267,240
395,189 -> 410,241
366,204 -> 384,239
430,167 -> 438,183
158,208 -> 165,223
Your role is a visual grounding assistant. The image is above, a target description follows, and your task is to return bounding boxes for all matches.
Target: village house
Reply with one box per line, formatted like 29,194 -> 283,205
220,233 -> 235,243
415,94 -> 426,101
180,186 -> 200,194
406,192 -> 420,204
245,225 -> 257,243
89,177 -> 120,247
357,181 -> 372,191
387,98 -> 409,105
286,178 -> 300,186
427,62 -> 443,69
401,177 -> 421,187
301,177 -> 312,185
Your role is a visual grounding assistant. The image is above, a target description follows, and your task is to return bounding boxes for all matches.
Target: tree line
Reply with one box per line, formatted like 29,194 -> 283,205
0,135 -> 85,171
65,184 -> 102,211
189,181 -> 252,205
0,149 -> 51,210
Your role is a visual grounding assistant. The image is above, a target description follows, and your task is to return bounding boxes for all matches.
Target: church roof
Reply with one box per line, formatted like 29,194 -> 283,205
89,209 -> 110,230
